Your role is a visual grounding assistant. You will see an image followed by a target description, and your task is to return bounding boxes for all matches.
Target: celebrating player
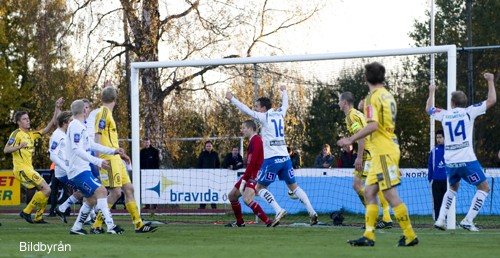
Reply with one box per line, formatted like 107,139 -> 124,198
337,62 -> 418,247
4,97 -> 63,224
66,99 -> 124,235
226,120 -> 273,227
226,85 -> 318,227
426,73 -> 496,231
338,91 -> 393,229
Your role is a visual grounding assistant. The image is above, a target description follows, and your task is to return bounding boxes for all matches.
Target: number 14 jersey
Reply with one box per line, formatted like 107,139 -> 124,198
429,101 -> 486,163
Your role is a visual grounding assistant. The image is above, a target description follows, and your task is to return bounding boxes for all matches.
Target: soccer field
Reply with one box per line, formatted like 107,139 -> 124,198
1,215 -> 499,258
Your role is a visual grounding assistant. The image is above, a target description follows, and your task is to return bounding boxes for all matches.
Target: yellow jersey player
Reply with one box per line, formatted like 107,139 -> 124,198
338,91 -> 392,229
91,84 -> 157,233
337,62 -> 418,247
4,97 -> 64,224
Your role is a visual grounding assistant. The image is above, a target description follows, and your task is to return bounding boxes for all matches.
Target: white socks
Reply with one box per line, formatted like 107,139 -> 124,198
96,198 -> 115,228
436,189 -> 457,222
293,187 -> 316,216
71,202 -> 91,231
258,188 -> 283,213
465,190 -> 488,222
59,195 -> 79,212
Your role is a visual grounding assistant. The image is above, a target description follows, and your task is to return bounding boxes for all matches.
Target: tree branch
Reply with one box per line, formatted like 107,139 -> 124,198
159,54 -> 239,100
160,0 -> 199,27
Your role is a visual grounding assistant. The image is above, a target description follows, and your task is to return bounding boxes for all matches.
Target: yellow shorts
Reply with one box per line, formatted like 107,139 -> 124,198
365,153 -> 400,191
353,155 -> 371,179
99,159 -> 131,188
13,168 -> 44,189
353,160 -> 369,179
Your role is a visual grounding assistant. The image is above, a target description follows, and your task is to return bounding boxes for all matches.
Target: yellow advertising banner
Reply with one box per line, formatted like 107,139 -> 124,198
0,170 -> 20,205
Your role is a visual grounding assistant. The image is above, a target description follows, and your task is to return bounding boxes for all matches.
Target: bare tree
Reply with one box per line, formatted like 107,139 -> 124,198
71,0 -> 321,167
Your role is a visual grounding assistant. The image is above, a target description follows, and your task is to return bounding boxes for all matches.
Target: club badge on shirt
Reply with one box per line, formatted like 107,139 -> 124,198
99,119 -> 106,130
74,133 -> 81,143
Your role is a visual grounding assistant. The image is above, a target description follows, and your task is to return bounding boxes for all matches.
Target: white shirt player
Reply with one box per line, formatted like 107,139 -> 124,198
85,108 -> 100,143
66,119 -> 115,179
231,90 -> 289,159
49,128 -> 69,178
429,101 -> 486,163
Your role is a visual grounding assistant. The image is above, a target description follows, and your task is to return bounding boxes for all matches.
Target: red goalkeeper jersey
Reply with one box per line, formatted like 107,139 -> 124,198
243,134 -> 264,181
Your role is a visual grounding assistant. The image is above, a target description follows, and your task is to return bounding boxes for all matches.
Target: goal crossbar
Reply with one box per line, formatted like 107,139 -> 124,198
130,45 -> 457,217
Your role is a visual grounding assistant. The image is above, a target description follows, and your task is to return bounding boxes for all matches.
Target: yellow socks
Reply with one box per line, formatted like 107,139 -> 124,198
34,194 -> 48,221
393,203 -> 417,240
363,204 -> 379,240
125,202 -> 144,229
23,191 -> 43,214
24,191 -> 47,221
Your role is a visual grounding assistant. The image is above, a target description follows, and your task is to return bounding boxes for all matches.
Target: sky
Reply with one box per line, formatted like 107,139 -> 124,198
284,0 -> 430,54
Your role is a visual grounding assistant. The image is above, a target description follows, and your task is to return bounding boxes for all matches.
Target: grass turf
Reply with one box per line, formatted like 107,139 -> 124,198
1,215 -> 500,258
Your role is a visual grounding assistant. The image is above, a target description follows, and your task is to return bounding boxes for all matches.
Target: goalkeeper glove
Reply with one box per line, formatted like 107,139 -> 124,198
239,180 -> 246,193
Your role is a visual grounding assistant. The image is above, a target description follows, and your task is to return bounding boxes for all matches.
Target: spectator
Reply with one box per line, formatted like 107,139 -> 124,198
314,144 -> 335,168
287,147 -> 301,169
222,146 -> 244,170
197,141 -> 220,209
140,138 -> 160,209
337,144 -> 357,168
140,138 -> 160,169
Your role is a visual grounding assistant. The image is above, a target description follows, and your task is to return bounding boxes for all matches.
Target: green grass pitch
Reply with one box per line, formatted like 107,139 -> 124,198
1,214 -> 500,258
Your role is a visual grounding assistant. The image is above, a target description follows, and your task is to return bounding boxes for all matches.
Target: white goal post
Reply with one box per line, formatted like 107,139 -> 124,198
130,45 -> 457,224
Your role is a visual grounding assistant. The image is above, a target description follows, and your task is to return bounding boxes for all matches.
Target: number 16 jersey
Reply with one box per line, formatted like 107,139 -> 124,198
230,91 -> 289,159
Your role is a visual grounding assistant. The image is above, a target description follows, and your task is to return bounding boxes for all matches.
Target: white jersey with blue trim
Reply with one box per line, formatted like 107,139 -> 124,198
85,108 -> 100,143
429,101 -> 486,163
66,119 -> 114,179
49,128 -> 69,178
231,90 -> 289,159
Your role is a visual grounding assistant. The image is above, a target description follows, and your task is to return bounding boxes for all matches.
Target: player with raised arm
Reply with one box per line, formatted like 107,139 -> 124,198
338,91 -> 393,229
91,85 -> 157,233
226,85 -> 318,227
337,62 -> 418,247
66,99 -> 124,235
225,120 -> 273,227
426,73 -> 496,231
4,97 -> 63,224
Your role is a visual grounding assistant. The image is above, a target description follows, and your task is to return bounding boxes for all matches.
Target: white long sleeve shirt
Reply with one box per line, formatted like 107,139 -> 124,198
231,90 -> 289,159
49,128 -> 69,178
66,119 -> 116,179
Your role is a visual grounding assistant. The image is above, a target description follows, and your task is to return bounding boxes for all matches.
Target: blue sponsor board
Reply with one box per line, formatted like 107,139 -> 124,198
241,176 -> 500,215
